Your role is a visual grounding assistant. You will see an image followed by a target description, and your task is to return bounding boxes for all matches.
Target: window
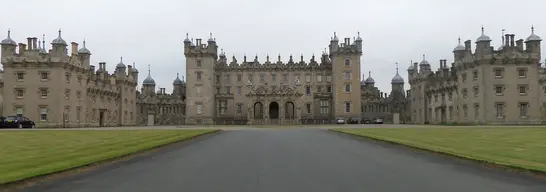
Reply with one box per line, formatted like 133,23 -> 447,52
519,85 -> 527,95
462,73 -> 467,82
283,74 -> 288,81
16,72 -> 24,81
196,103 -> 203,115
196,86 -> 201,95
219,100 -> 227,115
40,72 -> 48,81
305,75 -> 311,82
495,86 -> 503,95
76,107 -> 81,122
472,70 -> 478,80
196,60 -> 201,67
216,75 -> 220,83
474,104 -> 479,118
305,86 -> 311,95
345,58 -> 350,66
65,89 -> 70,100
449,106 -> 453,120
327,86 -> 332,93
39,107 -> 47,121
320,100 -> 329,115
236,104 -> 242,113
65,73 -> 71,83
326,75 -> 332,82
345,102 -> 351,113
237,87 -> 241,96
248,75 -> 253,82
345,84 -> 351,93
15,89 -> 24,98
216,87 -> 220,93
260,73 -> 265,82
345,71 -> 351,80
434,94 -> 438,102
271,74 -> 276,81
77,76 -> 82,85
237,74 -> 242,82
519,103 -> 528,118
306,103 -> 311,114
496,103 -> 504,118
473,86 -> 479,97
226,74 -> 230,83
317,86 -> 322,92
462,88 -> 467,98
196,71 -> 202,81
494,68 -> 503,78
317,75 -> 322,82
40,88 -> 48,98
226,86 -> 232,94
448,92 -> 453,101
16,107 -> 24,116
463,105 -> 468,120
518,68 -> 527,78
76,91 -> 81,100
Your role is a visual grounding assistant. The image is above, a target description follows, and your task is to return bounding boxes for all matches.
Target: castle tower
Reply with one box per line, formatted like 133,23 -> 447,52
77,39 -> 91,68
185,33 -> 217,125
453,37 -> 466,61
391,63 -> 405,96
131,62 -> 139,83
1,29 -> 17,59
50,29 -> 68,57
172,72 -> 184,97
525,26 -> 542,60
115,56 -> 127,80
142,64 -> 156,96
475,26 -> 492,58
330,32 -> 362,119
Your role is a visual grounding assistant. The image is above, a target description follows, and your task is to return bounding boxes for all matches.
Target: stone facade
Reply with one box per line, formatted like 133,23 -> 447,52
407,27 -> 544,124
0,30 -> 138,127
182,33 -> 408,125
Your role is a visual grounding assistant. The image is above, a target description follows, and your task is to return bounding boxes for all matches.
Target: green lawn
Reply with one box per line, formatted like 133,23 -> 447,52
0,129 -> 217,184
331,127 -> 546,173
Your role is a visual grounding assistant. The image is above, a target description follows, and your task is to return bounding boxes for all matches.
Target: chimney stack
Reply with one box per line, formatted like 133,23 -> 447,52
32,37 -> 38,50
505,34 -> 510,46
71,42 -> 79,55
516,39 -> 524,51
18,43 -> 26,54
464,40 -> 471,50
439,60 -> 444,69
510,34 -> 515,47
27,38 -> 32,50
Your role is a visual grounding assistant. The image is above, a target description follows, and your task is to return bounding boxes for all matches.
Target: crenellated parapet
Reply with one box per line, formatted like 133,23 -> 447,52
215,52 -> 332,72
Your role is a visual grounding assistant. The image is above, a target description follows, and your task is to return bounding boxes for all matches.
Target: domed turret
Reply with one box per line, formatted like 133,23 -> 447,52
331,32 -> 339,42
391,63 -> 405,84
525,26 -> 542,42
476,26 -> 491,42
207,33 -> 215,42
355,31 -> 362,42
184,33 -> 191,43
51,29 -> 67,45
173,73 -> 184,85
453,37 -> 465,51
1,29 -> 16,45
142,65 -> 156,86
131,62 -> 139,73
365,71 -> 375,84
78,40 -> 91,54
116,56 -> 126,68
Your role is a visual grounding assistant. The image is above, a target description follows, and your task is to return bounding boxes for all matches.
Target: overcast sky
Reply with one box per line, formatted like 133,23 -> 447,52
2,0 -> 544,93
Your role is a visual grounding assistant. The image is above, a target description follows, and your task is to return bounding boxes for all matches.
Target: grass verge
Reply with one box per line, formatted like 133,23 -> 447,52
0,129 -> 218,185
330,127 -> 546,174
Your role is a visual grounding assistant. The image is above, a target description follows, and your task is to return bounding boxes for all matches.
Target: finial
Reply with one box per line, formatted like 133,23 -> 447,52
221,48 -> 223,54
148,64 -> 151,75
422,54 -> 426,60
210,32 -> 213,38
334,31 -> 337,37
177,72 -> 179,77
531,25 -> 535,34
58,28 -> 62,37
38,40 -> 42,49
7,28 -> 11,38
120,56 -> 123,63
186,33 -> 189,39
396,62 -> 399,73
301,54 -> 304,61
278,54 -> 281,62
357,31 -> 360,37
182,76 -> 185,81
362,74 -> 365,80
83,38 -> 87,47
369,71 -> 371,77
266,54 -> 270,62
481,25 -> 485,34
133,61 -> 136,68
324,48 -> 327,53
42,34 -> 45,49
457,36 -> 461,44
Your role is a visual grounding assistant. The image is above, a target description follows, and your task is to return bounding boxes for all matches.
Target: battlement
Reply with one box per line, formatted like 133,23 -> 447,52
215,52 -> 332,71
183,33 -> 218,58
329,32 -> 363,55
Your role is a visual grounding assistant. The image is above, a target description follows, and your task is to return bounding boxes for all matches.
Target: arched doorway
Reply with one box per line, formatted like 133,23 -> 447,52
254,102 -> 264,118
269,102 -> 279,119
285,101 -> 295,119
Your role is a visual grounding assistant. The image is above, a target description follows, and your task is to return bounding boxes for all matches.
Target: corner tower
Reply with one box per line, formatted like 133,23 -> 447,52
184,33 -> 218,125
329,32 -> 362,119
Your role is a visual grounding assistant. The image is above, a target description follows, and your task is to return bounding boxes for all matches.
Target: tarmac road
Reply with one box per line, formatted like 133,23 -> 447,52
21,129 -> 546,192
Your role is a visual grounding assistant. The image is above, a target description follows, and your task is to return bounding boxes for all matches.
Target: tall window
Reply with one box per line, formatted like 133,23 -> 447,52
219,100 -> 227,115
463,105 -> 468,120
519,85 -> 527,95
237,87 -> 241,96
474,104 -> 479,118
320,100 -> 329,115
196,60 -> 202,67
494,68 -> 503,78
345,84 -> 351,93
196,71 -> 202,81
16,72 -> 24,81
345,102 -> 351,113
449,106 -> 453,120
519,103 -> 528,117
518,68 -> 527,78
496,103 -> 504,118
345,71 -> 351,80
225,74 -> 230,83
305,86 -> 311,95
196,103 -> 203,115
345,58 -> 350,66
236,104 -> 242,113
15,89 -> 24,98
39,107 -> 47,121
271,74 -> 276,81
495,86 -> 503,95
40,72 -> 48,81
306,104 -> 311,114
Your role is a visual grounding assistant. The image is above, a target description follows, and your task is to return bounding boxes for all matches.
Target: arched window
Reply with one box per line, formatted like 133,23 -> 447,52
345,58 -> 350,66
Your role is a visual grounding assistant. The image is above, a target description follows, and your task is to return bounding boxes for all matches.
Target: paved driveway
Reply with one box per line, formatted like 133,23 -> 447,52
19,129 -> 546,192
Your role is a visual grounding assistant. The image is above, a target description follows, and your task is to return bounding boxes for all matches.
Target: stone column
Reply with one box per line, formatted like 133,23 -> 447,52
264,100 -> 269,124
247,100 -> 253,125
280,97 -> 284,125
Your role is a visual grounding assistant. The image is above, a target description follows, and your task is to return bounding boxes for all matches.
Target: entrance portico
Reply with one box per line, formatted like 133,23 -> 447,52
246,80 -> 303,125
